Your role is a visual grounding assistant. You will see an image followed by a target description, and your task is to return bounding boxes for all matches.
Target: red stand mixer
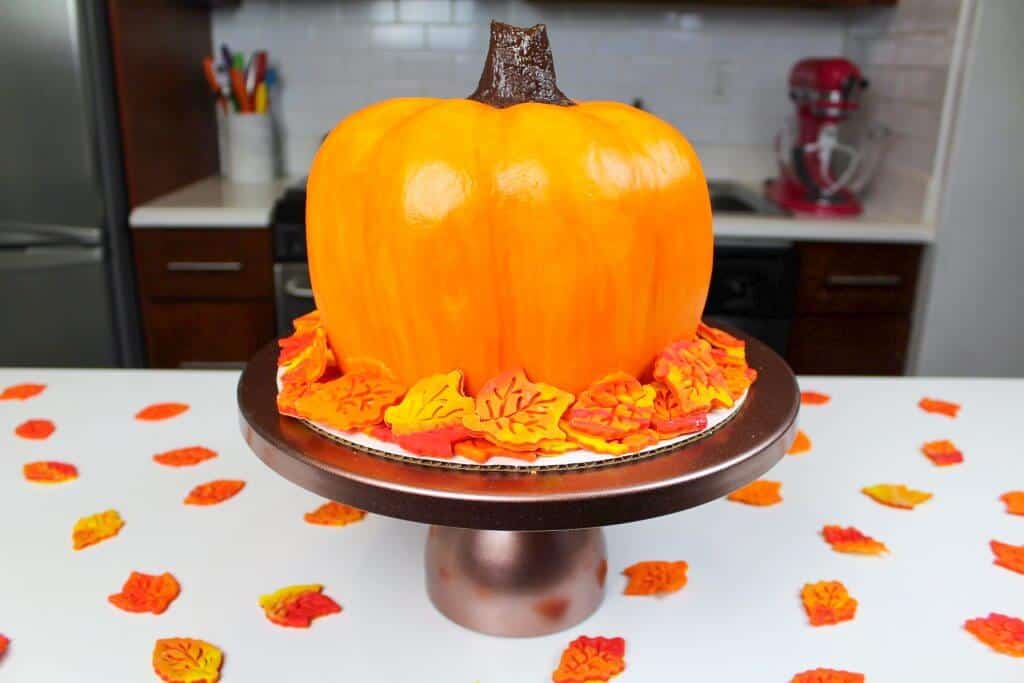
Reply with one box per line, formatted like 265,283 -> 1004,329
768,57 -> 889,217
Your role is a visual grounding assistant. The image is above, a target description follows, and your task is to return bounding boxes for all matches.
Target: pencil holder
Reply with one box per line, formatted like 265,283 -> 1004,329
222,112 -> 276,183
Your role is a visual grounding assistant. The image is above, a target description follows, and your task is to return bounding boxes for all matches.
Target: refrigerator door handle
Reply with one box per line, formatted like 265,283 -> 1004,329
0,245 -> 103,271
0,222 -> 102,247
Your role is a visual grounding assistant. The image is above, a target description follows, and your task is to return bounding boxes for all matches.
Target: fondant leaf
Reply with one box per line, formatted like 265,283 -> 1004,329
14,418 -> 54,440
964,613 -> 1024,657
622,561 -> 688,596
560,422 -> 658,455
72,509 -> 123,550
822,525 -> 887,555
184,480 -> 245,506
1002,491 -> 1024,516
788,429 -> 811,455
653,338 -> 733,412
802,580 -> 857,626
294,370 -> 404,432
109,571 -> 180,614
258,584 -> 341,628
0,383 -> 45,401
152,638 -> 223,683
991,540 -> 1024,575
649,381 -> 707,437
462,369 -> 574,448
921,439 -> 963,466
153,446 -> 218,467
727,480 -> 782,506
918,397 -> 960,417
552,636 -> 626,683
790,668 -> 864,683
23,461 -> 77,483
800,391 -> 831,406
304,501 -> 366,527
564,372 -> 655,439
862,483 -> 932,509
384,371 -> 474,436
136,403 -> 189,421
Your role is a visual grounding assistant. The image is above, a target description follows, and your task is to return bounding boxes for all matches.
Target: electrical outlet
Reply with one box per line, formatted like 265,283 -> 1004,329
707,59 -> 735,104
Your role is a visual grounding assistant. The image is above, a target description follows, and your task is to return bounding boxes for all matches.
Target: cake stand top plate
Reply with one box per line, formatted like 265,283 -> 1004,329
238,331 -> 799,531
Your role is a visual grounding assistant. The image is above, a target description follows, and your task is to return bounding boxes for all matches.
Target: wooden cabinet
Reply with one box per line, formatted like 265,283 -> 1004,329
787,243 -> 922,375
133,228 -> 275,368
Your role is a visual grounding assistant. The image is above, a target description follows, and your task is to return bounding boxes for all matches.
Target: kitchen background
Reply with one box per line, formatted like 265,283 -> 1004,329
2,0 -> 1020,378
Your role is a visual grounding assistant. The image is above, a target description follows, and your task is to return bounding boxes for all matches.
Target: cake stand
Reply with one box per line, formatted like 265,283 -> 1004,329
238,330 -> 799,637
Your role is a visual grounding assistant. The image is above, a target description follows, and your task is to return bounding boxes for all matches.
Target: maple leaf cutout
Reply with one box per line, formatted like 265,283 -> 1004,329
385,370 -> 474,436
918,397 -> 960,417
259,584 -> 341,628
650,381 -> 708,437
23,461 -> 77,484
800,391 -> 831,406
184,480 -> 245,506
294,370 -> 404,432
964,613 -> 1024,657
653,339 -> 733,412
921,440 -> 963,466
153,446 -> 218,467
790,668 -> 864,683
862,483 -> 932,509
622,561 -> 688,596
136,403 -> 189,421
0,383 -> 45,400
72,509 -> 124,550
822,526 -> 888,555
152,638 -> 223,683
727,480 -> 782,506
991,540 -> 1024,575
801,580 -> 858,626
462,369 -> 574,448
453,438 -> 539,464
564,372 -> 655,439
109,572 -> 181,614
1001,491 -> 1024,516
560,422 -> 659,456
788,429 -> 812,455
0,634 -> 8,658
304,502 -> 366,527
14,418 -> 55,440
552,636 -> 626,683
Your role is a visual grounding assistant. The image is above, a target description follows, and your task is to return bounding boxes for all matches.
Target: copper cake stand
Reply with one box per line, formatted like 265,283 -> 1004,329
238,331 -> 799,637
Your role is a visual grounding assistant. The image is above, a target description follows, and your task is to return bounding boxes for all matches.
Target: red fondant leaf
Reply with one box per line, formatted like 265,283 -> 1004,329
23,461 -> 77,483
0,383 -> 45,401
650,381 -> 708,437
727,480 -> 782,506
395,424 -> 472,457
152,638 -> 223,683
991,540 -> 1024,575
822,525 -> 888,555
964,613 -> 1024,657
258,584 -> 341,628
0,634 -> 8,658
304,501 -> 366,527
136,403 -> 189,421
1002,491 -> 1024,516
802,580 -> 857,626
109,571 -> 181,614
921,440 -> 963,466
153,446 -> 218,467
184,480 -> 245,506
14,418 -> 54,440
552,636 -> 626,683
790,669 -> 864,683
622,561 -> 688,596
800,391 -> 831,406
919,397 -> 960,417
453,438 -> 539,463
564,372 -> 654,440
787,429 -> 811,455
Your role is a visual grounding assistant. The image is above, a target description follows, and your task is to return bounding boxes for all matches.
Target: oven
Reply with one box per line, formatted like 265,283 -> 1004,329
271,185 -> 316,335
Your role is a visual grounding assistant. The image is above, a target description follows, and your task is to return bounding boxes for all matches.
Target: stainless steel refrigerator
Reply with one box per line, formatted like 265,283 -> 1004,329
0,1 -> 141,367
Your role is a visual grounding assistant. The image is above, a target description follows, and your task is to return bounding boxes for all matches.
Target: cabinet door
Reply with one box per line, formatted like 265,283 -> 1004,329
142,300 -> 275,368
787,314 -> 910,375
796,243 -> 921,315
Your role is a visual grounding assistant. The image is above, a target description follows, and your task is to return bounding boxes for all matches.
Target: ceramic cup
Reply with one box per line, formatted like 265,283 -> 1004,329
222,112 -> 276,183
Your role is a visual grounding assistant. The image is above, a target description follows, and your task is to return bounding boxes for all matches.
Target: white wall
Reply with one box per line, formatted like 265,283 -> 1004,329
212,0 -> 846,178
913,0 -> 1024,376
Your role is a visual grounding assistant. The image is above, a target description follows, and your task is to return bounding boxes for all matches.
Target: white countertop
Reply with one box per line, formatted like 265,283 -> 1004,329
2,369 -> 1021,681
130,175 -> 934,244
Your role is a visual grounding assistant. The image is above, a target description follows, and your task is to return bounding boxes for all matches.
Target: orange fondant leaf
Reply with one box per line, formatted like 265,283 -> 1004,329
1002,491 -> 1024,516
790,668 -> 864,683
921,439 -> 963,466
280,327 -> 329,386
964,613 -> 1024,657
291,310 -> 322,333
802,580 -> 857,626
787,429 -> 811,455
136,403 -> 189,421
154,446 -> 218,467
800,391 -> 831,406
0,633 -> 7,658
822,525 -> 888,556
697,322 -> 746,359
991,540 -> 1024,575
564,372 -> 655,439
384,371 -> 474,436
14,418 -> 54,440
862,483 -> 932,509
713,347 -> 758,400
654,338 -> 733,412
727,480 -> 782,506
276,379 -> 308,417
304,501 -> 366,527
184,480 -> 245,506
453,438 -> 539,464
552,636 -> 626,683
293,370 -> 404,432
622,561 -> 688,596
259,584 -> 341,628
650,381 -> 708,437
919,397 -> 960,417
109,571 -> 181,614
463,369 -> 574,448
560,422 -> 658,456
0,382 -> 45,401
72,509 -> 123,550
152,638 -> 223,683
23,461 -> 77,484
395,424 -> 472,457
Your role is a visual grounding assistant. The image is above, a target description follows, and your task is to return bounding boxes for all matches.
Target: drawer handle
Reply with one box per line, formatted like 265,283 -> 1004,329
825,274 -> 902,288
284,278 -> 314,299
166,260 -> 243,273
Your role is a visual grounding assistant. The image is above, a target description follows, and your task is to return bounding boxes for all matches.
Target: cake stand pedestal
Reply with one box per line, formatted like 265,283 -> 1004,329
238,331 -> 799,637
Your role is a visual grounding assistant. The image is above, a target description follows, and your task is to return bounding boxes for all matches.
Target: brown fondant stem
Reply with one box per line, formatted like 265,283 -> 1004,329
468,22 -> 574,108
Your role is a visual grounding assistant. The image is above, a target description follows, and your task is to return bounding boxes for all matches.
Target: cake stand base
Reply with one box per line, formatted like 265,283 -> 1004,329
425,526 -> 606,637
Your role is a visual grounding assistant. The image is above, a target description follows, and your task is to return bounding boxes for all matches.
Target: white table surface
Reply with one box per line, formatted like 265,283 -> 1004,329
1,369 -> 1021,682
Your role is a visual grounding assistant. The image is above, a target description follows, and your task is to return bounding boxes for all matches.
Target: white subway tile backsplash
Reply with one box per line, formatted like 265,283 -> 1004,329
398,0 -> 452,24
371,24 -> 426,49
426,24 -> 480,51
338,0 -> 398,24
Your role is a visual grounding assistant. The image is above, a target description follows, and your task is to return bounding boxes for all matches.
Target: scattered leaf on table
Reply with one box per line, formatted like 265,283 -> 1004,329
788,429 -> 811,455
14,418 -> 55,440
0,633 -> 8,658
293,370 -> 405,432
921,440 -> 963,466
72,509 -> 123,550
964,613 -> 1024,657
650,381 -> 708,437
552,635 -> 626,683
790,668 -> 864,683
560,422 -> 658,456
152,638 -> 223,683
259,584 -> 341,628
23,461 -> 77,484
154,446 -> 218,467
862,483 -> 932,509
1002,491 -> 1024,516
0,383 -> 45,401
304,501 -> 366,527
184,480 -> 245,506
727,480 -> 782,506
654,338 -> 733,412
991,540 -> 1024,575
564,372 -> 655,439
453,438 -> 539,464
136,403 -> 189,421
822,526 -> 887,556
918,397 -> 960,418
801,580 -> 857,626
108,571 -> 180,614
385,371 -> 474,436
800,391 -> 831,406
622,561 -> 688,596
462,369 -> 574,449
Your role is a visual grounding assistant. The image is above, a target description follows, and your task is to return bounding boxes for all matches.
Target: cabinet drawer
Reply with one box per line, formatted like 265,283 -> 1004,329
142,299 -> 275,368
133,228 -> 273,300
787,314 -> 910,375
796,243 -> 921,314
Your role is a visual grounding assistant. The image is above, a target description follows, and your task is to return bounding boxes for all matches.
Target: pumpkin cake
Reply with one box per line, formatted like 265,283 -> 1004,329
275,22 -> 756,464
